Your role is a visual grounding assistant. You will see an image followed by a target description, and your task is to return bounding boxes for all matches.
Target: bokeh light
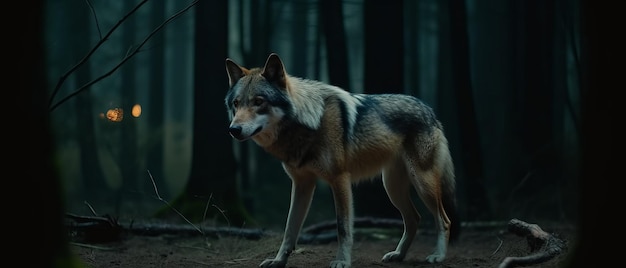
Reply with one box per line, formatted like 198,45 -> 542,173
132,104 -> 141,117
106,108 -> 123,122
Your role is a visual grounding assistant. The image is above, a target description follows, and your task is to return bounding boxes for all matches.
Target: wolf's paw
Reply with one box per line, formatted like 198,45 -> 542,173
425,253 -> 445,263
259,258 -> 286,268
381,250 -> 405,262
329,260 -> 351,268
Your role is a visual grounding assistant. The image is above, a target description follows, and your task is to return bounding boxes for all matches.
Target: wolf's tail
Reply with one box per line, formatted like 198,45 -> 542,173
440,136 -> 461,242
442,175 -> 460,242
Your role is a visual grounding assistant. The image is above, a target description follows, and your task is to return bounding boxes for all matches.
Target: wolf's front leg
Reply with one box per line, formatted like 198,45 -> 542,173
329,176 -> 354,268
259,176 -> 316,268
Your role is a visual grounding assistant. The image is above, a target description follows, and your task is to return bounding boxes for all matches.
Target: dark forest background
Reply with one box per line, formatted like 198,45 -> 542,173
27,0 -> 621,266
45,0 -> 580,228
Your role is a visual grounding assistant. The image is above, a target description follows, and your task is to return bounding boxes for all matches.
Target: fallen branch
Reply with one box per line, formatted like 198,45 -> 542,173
66,169 -> 260,243
65,213 -> 269,243
498,218 -> 567,268
298,217 -> 404,244
302,217 -> 403,234
127,221 -> 267,239
65,214 -> 408,245
66,213 -> 123,243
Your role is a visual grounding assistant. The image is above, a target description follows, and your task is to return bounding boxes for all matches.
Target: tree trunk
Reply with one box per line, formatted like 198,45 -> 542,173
319,0 -> 350,90
120,1 -> 140,201
27,2 -> 74,266
568,0 -> 619,266
70,1 -> 108,201
170,0 -> 251,226
289,1 -> 308,77
508,0 -> 560,219
447,0 -> 490,221
146,0 -> 167,197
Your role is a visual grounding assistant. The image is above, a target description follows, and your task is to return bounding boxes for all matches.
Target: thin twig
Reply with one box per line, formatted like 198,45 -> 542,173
84,200 -> 99,216
70,242 -> 119,250
492,237 -> 503,256
202,192 -> 232,228
147,169 -> 204,235
203,192 -> 213,222
84,0 -> 102,39
49,0 -> 200,112
212,204 -> 231,227
148,169 -> 161,198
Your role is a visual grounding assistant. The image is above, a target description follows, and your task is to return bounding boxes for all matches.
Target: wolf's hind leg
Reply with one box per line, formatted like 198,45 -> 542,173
381,159 -> 420,262
409,167 -> 451,263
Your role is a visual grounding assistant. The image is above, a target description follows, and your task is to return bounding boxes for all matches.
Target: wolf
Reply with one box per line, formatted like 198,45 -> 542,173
224,53 -> 458,268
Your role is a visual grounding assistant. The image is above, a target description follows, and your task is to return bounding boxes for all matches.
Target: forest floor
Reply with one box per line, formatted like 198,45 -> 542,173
69,218 -> 576,268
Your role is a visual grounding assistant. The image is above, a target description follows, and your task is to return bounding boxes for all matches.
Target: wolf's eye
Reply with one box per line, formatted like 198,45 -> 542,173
232,99 -> 239,108
253,97 -> 265,106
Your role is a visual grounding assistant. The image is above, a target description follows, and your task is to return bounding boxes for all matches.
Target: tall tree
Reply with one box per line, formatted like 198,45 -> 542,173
508,0 -> 560,219
27,2 -> 80,266
319,0 -> 350,90
243,0 -> 272,64
404,0 -> 420,95
289,1 -> 309,77
120,1 -> 140,201
69,1 -> 109,201
169,0 -> 251,226
236,0 -> 281,223
355,0 -> 404,219
446,0 -> 490,221
566,0 -> 618,266
520,0 -> 556,166
145,0 -> 167,191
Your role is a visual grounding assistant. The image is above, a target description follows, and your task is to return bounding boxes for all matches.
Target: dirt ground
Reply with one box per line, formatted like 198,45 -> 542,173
70,219 -> 576,268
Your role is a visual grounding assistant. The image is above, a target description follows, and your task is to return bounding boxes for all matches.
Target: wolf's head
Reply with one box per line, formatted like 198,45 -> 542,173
224,53 -> 292,146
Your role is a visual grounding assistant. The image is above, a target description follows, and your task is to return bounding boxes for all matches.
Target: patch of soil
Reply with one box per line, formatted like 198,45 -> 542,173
71,221 -> 575,267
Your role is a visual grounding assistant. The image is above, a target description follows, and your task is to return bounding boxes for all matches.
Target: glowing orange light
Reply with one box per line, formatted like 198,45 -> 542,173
132,104 -> 141,118
106,108 -> 123,122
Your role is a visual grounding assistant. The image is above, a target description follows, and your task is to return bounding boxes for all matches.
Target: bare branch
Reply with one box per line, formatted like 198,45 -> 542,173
49,0 -> 199,112
48,0 -> 149,109
85,0 -> 102,39
498,219 -> 567,268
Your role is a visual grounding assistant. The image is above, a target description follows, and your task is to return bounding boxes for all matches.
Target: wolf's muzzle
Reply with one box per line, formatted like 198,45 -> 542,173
229,126 -> 244,140
229,125 -> 263,141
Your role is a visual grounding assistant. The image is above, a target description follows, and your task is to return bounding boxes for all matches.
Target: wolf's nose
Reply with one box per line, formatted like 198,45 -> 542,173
228,126 -> 242,138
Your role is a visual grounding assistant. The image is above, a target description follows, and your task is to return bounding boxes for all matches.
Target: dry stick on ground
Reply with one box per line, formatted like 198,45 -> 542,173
65,213 -> 267,241
203,192 -> 232,227
146,169 -> 203,235
65,171 -> 266,242
298,217 -> 404,244
66,202 -> 123,243
140,170 -> 261,239
498,218 -> 567,268
302,217 -> 404,234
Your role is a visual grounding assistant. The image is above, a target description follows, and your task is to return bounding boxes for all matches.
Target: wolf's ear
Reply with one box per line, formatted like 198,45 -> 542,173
225,58 -> 248,87
262,53 -> 287,89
